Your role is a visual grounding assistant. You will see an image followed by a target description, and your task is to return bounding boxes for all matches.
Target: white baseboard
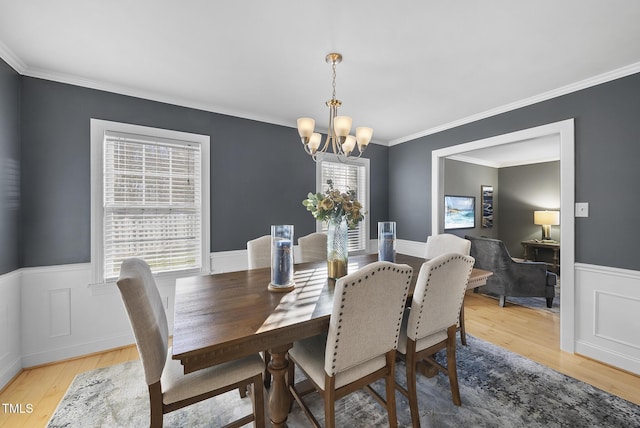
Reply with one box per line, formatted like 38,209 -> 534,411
0,356 -> 21,390
21,333 -> 134,368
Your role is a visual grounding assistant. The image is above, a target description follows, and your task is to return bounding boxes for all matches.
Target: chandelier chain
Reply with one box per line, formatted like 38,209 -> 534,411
331,59 -> 337,101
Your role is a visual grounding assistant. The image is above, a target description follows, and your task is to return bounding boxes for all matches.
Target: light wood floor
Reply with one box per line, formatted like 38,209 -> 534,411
1,292 -> 639,427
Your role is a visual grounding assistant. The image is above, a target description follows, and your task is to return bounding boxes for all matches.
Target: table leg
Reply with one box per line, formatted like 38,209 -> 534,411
267,344 -> 292,427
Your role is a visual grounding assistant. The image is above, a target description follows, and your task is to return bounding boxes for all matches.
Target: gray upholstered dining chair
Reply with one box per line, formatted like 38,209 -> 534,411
288,261 -> 413,428
425,233 -> 471,259
298,232 -> 327,263
247,235 -> 271,269
116,258 -> 265,428
395,253 -> 475,428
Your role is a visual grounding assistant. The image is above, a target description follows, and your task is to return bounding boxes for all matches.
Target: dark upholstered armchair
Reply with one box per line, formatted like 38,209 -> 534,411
465,235 -> 557,307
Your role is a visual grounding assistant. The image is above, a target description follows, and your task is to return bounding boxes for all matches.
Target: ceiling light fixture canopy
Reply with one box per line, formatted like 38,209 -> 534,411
297,53 -> 373,161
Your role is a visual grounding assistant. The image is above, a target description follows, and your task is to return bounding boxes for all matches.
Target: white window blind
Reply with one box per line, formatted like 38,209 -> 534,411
102,131 -> 202,280
319,160 -> 367,252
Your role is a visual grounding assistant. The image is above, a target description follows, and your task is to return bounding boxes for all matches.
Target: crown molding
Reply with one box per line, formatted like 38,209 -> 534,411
0,41 -> 26,74
3,42 -> 638,149
389,61 -> 640,146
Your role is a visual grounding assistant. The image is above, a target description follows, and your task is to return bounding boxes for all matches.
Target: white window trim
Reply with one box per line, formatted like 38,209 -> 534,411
90,119 -> 211,285
315,153 -> 370,254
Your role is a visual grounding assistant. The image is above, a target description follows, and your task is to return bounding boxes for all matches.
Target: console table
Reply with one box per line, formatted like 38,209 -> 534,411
521,240 -> 560,274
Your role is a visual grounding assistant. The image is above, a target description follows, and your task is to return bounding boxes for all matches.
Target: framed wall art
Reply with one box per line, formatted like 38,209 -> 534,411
444,195 -> 475,230
481,185 -> 494,228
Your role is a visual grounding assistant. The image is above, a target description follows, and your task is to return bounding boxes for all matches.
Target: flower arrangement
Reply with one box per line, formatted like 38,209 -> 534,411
302,179 -> 365,229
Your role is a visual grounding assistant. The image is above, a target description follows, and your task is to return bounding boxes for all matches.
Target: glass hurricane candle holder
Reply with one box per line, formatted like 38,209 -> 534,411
269,225 -> 295,292
378,221 -> 396,262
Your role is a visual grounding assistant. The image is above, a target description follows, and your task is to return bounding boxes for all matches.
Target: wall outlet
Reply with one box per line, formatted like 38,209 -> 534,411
575,202 -> 589,217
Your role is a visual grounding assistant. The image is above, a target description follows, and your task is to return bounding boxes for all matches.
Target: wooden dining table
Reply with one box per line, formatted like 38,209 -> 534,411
172,253 -> 492,427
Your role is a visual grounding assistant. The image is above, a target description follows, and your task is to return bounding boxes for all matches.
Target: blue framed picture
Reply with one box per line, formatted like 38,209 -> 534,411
444,195 -> 475,230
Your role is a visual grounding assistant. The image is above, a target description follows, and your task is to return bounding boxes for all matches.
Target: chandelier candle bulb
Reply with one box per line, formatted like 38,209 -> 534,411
334,116 -> 352,139
343,135 -> 356,156
356,127 -> 373,150
308,133 -> 322,154
297,118 -> 315,143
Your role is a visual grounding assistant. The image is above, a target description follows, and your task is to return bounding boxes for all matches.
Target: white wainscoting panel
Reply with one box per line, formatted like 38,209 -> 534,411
396,239 -> 427,258
5,250 -> 639,392
575,263 -> 640,374
49,288 -> 72,338
21,263 -> 133,367
210,246 -> 309,273
19,263 -> 192,369
0,270 -> 22,389
210,249 -> 249,273
0,303 -> 8,359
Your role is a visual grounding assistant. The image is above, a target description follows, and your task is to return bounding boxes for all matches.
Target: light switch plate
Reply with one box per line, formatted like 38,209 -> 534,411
575,202 -> 589,217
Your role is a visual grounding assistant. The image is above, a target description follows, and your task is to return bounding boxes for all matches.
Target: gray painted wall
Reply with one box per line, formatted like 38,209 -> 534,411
389,71 -> 640,271
443,159 -> 498,240
441,160 -> 560,258
499,161 -> 560,258
19,77 -> 389,267
0,59 -> 20,274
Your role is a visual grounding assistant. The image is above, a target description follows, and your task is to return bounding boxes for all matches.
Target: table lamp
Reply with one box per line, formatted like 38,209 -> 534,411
533,210 -> 560,242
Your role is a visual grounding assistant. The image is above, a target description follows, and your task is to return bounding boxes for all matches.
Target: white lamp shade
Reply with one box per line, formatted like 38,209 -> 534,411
333,116 -> 352,137
308,133 -> 322,153
297,118 -> 315,138
534,210 -> 560,226
356,126 -> 373,149
342,135 -> 356,155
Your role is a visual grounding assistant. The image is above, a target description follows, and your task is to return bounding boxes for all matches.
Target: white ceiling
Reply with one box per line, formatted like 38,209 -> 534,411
1,1 -> 640,147
448,134 -> 560,168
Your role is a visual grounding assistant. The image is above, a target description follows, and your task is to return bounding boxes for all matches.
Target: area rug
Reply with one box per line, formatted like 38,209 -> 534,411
48,335 -> 639,427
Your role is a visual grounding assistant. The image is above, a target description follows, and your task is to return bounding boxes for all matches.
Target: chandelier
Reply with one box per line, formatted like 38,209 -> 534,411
297,53 -> 373,161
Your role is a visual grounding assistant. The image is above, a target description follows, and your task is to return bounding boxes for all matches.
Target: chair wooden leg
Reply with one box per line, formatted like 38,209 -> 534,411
324,374 -> 336,428
239,386 -> 248,398
459,302 -> 467,346
446,325 -> 462,406
252,374 -> 266,428
405,341 -> 421,428
148,382 -> 164,428
385,351 -> 399,428
263,350 -> 272,389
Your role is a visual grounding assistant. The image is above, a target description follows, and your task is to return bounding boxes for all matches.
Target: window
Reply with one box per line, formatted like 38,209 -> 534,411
317,155 -> 370,252
91,119 -> 210,283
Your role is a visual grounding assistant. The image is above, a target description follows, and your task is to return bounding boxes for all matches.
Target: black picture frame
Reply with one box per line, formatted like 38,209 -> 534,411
444,195 -> 475,230
481,185 -> 494,228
